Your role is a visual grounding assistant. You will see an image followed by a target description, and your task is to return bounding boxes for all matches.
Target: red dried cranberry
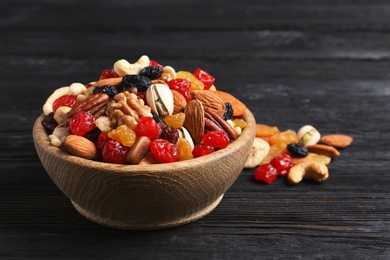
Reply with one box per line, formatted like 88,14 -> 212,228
193,68 -> 215,90
100,68 -> 118,79
270,154 -> 293,177
202,130 -> 230,149
150,139 -> 180,163
101,139 -> 129,164
97,131 -> 109,152
254,164 -> 278,184
52,95 -> 77,114
149,60 -> 163,67
167,79 -> 192,102
192,144 -> 215,158
69,111 -> 96,136
135,117 -> 159,139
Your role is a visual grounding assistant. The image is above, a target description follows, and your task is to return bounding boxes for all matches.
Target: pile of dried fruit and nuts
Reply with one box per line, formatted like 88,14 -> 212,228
41,55 -> 248,164
41,54 -> 353,185
245,124 -> 353,185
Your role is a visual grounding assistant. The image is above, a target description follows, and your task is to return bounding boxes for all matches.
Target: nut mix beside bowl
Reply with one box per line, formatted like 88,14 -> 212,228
33,55 -> 256,229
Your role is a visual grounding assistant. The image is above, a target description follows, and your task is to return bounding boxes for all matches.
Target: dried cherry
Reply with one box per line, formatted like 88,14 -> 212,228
150,139 -> 180,163
254,164 -> 278,184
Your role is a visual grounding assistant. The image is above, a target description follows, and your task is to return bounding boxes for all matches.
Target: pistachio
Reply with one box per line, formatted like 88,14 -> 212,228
146,84 -> 174,117
297,125 -> 321,146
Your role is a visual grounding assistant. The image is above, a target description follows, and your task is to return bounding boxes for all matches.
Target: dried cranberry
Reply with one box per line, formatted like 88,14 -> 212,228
270,154 -> 293,177
192,144 -> 215,158
150,139 -> 180,163
254,164 -> 278,184
202,130 -> 230,149
149,60 -> 163,67
135,117 -> 159,139
193,68 -> 215,90
52,95 -> 77,114
101,139 -> 129,164
167,79 -> 192,102
97,131 -> 109,152
100,68 -> 118,79
69,111 -> 96,136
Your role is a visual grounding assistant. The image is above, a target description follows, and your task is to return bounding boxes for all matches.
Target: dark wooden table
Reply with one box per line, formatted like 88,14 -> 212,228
1,1 -> 389,259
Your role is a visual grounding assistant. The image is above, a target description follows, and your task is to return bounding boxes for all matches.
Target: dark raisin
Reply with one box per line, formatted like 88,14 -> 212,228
93,85 -> 118,97
122,75 -> 152,92
222,102 -> 234,120
41,113 -> 58,134
287,143 -> 308,158
160,125 -> 179,144
139,66 -> 163,80
83,127 -> 102,143
152,113 -> 164,124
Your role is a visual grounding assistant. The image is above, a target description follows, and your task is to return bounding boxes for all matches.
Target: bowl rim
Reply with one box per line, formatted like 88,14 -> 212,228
33,109 -> 256,175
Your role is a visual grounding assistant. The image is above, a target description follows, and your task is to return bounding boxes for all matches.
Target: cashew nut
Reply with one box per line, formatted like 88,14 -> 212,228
69,82 -> 87,96
53,106 -> 72,124
113,55 -> 150,76
287,162 -> 329,185
161,65 -> 176,81
48,125 -> 71,147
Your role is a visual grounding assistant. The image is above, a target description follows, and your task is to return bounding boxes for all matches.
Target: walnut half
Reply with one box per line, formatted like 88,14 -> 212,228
106,91 -> 152,130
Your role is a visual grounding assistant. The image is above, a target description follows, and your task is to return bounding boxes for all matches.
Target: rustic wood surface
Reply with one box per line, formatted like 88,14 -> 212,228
1,0 -> 389,259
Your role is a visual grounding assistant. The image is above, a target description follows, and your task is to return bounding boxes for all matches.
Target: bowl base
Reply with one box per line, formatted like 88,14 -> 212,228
71,194 -> 224,230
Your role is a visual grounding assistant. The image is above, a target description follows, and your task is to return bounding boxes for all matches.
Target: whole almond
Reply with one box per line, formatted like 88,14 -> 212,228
191,90 -> 225,117
183,100 -> 205,145
91,77 -> 123,87
64,135 -> 98,160
171,89 -> 187,114
307,144 -> 340,158
321,134 -> 353,148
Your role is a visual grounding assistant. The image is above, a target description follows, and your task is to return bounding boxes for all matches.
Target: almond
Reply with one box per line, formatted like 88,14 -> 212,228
321,134 -> 353,148
307,144 -> 340,158
171,89 -> 187,114
91,77 -> 123,88
191,90 -> 225,117
183,100 -> 205,145
64,135 -> 98,160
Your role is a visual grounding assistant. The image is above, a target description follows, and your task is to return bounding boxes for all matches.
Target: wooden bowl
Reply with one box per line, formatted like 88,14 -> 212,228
32,109 -> 256,230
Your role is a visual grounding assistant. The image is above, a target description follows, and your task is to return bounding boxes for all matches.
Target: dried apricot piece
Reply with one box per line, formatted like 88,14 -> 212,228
214,90 -> 247,116
255,124 -> 280,137
269,130 -> 298,146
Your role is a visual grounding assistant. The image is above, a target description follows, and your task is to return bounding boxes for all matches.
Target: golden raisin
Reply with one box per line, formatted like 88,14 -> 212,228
177,138 -> 193,161
108,125 -> 136,147
163,112 -> 185,129
176,71 -> 204,90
